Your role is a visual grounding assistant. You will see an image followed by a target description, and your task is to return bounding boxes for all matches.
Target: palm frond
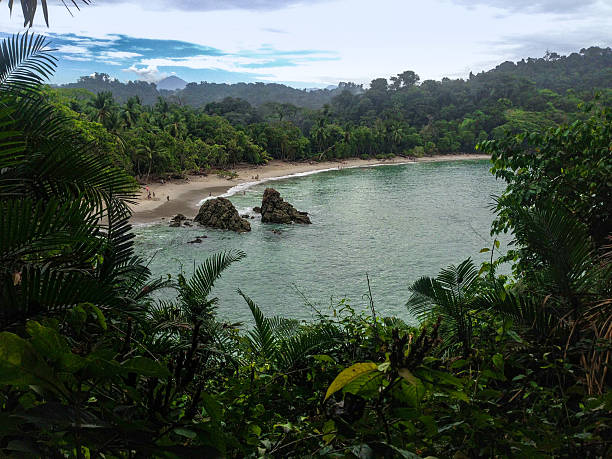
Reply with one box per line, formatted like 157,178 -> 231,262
512,202 -> 596,300
0,32 -> 55,94
239,290 -> 276,360
187,250 -> 246,301
4,0 -> 91,27
406,259 -> 481,356
1,266 -> 113,329
276,323 -> 343,370
0,196 -> 101,269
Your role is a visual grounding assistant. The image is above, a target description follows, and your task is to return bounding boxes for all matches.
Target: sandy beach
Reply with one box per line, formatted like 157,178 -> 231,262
129,154 -> 490,224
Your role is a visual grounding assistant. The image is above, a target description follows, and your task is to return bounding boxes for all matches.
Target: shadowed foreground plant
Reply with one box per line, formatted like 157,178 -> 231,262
406,258 -> 482,357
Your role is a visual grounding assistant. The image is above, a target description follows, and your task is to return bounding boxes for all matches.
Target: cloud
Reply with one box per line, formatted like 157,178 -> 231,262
138,55 -> 272,73
96,0 -> 330,12
124,64 -> 169,82
62,55 -> 92,62
56,45 -> 91,55
492,31 -> 612,62
99,50 -> 143,59
448,0 -> 599,14
261,27 -> 288,34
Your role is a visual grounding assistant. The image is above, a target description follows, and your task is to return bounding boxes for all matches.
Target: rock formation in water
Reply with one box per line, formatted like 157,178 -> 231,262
260,188 -> 311,224
194,197 -> 251,232
169,214 -> 186,227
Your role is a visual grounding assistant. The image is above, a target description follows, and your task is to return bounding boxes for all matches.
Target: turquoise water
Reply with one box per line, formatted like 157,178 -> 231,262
133,160 -> 507,325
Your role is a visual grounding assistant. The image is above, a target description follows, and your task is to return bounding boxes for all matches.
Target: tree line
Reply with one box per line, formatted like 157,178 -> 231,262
49,47 -> 611,179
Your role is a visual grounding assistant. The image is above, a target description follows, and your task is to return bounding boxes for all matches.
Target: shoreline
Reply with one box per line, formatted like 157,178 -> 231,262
129,154 -> 490,224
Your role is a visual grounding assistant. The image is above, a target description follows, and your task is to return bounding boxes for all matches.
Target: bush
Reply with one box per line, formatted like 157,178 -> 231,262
411,145 -> 425,157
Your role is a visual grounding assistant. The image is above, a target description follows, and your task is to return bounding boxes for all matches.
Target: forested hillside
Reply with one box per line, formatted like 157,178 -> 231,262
59,47 -> 611,108
49,46 -> 612,179
59,73 -> 363,107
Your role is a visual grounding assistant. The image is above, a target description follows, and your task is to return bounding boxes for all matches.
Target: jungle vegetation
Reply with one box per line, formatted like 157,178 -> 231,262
0,3 -> 611,457
47,48 -> 612,178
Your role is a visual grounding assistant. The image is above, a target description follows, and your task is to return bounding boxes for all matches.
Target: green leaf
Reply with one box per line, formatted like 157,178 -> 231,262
312,354 -> 335,364
26,321 -> 71,363
392,380 -> 426,407
249,424 -> 262,437
200,392 -> 222,422
174,428 -> 197,439
343,371 -> 384,399
479,247 -> 490,253
324,362 -> 378,401
450,359 -> 468,369
121,356 -> 170,377
419,415 -> 438,436
0,332 -> 67,396
492,353 -> 504,372
399,368 -> 420,386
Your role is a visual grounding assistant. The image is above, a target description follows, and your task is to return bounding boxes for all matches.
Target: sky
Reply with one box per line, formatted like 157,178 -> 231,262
2,0 -> 611,87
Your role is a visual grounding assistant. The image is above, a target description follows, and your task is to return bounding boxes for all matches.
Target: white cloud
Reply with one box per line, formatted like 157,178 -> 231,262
56,44 -> 91,55
124,64 -> 168,82
62,55 -> 92,62
11,0 -> 612,85
99,50 -> 143,59
139,55 -> 272,72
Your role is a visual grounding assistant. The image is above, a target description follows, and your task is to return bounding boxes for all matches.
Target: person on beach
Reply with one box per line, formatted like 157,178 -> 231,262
167,196 -> 170,201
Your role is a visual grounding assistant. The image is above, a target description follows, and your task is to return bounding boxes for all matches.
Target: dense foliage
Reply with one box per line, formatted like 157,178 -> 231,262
1,31 -> 611,458
49,48 -> 612,178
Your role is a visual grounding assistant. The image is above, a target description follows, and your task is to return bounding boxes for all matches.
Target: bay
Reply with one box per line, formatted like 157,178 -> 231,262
133,160 -> 507,324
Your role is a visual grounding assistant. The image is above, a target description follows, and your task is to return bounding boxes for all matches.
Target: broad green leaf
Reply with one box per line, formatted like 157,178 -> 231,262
312,354 -> 335,364
392,380 -> 425,407
174,428 -> 196,439
121,356 -> 170,377
492,353 -> 504,372
0,333 -> 67,396
450,359 -> 468,369
26,321 -> 71,363
324,362 -> 378,401
343,371 -> 384,399
200,392 -> 222,422
399,368 -> 420,386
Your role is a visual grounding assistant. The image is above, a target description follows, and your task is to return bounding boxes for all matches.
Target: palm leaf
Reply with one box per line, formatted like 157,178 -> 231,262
189,250 -> 246,299
239,290 -> 276,360
3,0 -> 91,27
0,32 -> 55,94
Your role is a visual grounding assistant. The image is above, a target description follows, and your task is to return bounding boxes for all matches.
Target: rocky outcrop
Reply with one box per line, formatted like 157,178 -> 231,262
169,214 -> 186,227
194,197 -> 251,232
260,188 -> 311,224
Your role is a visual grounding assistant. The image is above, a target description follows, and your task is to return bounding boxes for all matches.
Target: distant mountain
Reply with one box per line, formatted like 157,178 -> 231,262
57,74 -> 363,107
156,75 -> 187,91
174,81 -> 364,109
